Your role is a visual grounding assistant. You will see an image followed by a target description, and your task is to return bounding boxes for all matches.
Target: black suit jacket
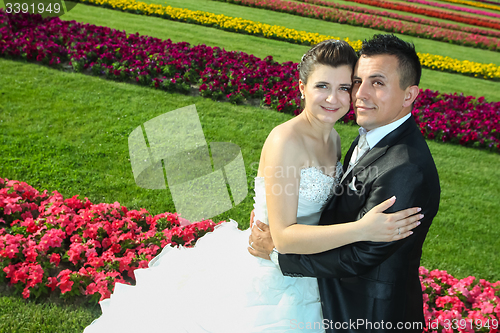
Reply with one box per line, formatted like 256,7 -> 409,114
278,116 -> 440,332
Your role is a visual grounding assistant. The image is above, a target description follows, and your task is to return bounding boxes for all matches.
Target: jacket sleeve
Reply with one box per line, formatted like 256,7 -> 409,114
277,164 -> 432,278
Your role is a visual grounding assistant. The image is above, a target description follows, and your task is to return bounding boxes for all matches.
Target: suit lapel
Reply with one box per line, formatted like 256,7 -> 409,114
343,116 -> 417,183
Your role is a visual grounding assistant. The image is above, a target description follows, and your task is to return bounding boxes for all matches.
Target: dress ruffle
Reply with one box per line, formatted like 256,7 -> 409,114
85,221 -> 324,333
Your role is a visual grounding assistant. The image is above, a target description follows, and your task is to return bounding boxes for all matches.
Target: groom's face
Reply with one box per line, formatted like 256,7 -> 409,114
351,54 -> 410,131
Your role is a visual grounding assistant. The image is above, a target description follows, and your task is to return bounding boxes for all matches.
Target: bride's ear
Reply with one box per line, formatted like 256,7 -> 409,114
299,79 -> 305,97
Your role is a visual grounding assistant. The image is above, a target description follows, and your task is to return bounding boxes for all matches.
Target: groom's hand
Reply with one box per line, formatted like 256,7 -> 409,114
248,221 -> 274,260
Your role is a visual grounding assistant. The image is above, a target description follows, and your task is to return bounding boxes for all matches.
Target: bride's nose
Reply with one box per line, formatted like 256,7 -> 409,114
326,90 -> 337,104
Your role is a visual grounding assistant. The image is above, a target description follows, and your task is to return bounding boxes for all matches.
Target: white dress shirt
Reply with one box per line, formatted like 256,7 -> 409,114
360,113 -> 411,150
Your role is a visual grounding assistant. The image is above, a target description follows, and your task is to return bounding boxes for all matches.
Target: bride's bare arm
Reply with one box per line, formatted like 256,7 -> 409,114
260,127 -> 421,256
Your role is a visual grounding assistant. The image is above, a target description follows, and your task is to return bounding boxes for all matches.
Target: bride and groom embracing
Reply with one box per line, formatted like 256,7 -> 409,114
84,34 -> 440,333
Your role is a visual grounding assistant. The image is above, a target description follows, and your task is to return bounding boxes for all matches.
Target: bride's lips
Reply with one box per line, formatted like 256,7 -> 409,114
321,106 -> 340,112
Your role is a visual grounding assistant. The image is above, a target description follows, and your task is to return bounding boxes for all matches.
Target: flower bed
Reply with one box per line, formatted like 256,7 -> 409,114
412,90 -> 500,150
438,0 -> 500,11
1,10 -> 499,152
215,0 -> 500,51
2,177 -> 500,332
406,0 -> 500,19
470,0 -> 500,6
420,267 -> 500,332
296,0 -> 500,38
0,178 -> 220,302
344,0 -> 500,30
56,0 -> 500,79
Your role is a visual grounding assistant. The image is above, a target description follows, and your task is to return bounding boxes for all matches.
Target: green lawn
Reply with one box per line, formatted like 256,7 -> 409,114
1,0 -> 500,331
1,57 -> 499,281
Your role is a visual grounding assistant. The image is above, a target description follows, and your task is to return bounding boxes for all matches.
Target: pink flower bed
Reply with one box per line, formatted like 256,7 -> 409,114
406,0 -> 500,19
296,0 -> 500,38
218,0 -> 500,51
0,177 -> 220,302
1,10 -> 499,152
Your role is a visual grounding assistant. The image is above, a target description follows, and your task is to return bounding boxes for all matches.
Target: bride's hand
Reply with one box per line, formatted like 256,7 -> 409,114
359,196 -> 423,242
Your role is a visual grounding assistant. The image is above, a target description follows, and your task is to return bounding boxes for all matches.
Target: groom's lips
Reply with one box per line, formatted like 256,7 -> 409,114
355,105 -> 375,112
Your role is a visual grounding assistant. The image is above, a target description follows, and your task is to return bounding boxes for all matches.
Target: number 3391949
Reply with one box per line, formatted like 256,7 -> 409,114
5,2 -> 61,14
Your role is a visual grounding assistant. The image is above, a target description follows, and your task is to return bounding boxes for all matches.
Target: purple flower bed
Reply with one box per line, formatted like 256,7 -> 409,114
406,0 -> 500,19
1,10 -> 499,152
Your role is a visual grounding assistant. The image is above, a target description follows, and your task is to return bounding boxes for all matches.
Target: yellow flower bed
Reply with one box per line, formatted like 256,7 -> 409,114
418,53 -> 500,79
438,0 -> 500,12
76,0 -> 500,80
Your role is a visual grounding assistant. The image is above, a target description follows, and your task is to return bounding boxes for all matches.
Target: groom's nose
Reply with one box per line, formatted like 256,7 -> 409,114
354,80 -> 370,101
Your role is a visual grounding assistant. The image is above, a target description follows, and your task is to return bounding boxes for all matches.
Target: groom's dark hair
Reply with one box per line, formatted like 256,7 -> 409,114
360,34 -> 421,90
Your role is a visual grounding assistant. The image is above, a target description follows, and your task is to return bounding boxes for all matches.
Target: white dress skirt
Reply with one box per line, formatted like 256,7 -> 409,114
84,163 -> 342,333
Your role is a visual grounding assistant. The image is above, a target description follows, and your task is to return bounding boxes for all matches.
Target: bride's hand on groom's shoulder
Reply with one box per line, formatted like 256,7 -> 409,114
248,221 -> 274,260
359,196 -> 424,242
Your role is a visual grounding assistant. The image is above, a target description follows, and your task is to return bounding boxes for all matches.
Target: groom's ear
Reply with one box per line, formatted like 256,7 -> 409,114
402,85 -> 419,108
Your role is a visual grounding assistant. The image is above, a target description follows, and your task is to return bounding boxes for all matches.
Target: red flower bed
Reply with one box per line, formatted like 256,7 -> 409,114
217,0 -> 500,51
0,178 -> 221,302
411,90 -> 500,150
1,10 -> 499,152
345,0 -> 500,31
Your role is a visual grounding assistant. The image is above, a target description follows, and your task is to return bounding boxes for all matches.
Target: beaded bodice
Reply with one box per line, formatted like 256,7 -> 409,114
253,161 -> 343,226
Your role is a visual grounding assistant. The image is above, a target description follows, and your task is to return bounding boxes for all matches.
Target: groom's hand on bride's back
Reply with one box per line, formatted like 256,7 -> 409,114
248,220 -> 275,260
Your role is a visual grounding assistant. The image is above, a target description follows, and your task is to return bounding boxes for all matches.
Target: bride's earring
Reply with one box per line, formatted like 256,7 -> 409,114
301,94 -> 305,100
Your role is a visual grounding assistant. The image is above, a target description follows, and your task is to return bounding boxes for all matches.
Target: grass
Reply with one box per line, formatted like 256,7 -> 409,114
60,2 -> 500,102
1,57 -> 500,281
0,294 -> 100,332
0,44 -> 499,333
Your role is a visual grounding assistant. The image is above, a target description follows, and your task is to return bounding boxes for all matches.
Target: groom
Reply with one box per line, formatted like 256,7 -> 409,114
249,34 -> 440,332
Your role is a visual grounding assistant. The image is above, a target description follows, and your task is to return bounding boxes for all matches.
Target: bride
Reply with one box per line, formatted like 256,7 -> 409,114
83,40 -> 421,333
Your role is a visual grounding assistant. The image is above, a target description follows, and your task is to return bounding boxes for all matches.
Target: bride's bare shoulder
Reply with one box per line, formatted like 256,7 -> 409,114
263,120 -> 304,151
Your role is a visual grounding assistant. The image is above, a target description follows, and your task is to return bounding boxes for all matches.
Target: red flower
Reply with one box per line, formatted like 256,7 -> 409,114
50,253 -> 61,266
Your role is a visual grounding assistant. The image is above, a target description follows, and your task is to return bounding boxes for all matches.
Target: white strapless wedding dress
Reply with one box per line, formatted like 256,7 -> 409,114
84,163 -> 342,333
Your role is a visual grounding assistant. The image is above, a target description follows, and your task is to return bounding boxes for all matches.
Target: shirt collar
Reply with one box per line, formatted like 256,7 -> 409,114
359,113 -> 412,150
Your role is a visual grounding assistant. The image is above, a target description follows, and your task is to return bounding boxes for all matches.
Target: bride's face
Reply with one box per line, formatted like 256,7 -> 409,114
299,64 -> 352,124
